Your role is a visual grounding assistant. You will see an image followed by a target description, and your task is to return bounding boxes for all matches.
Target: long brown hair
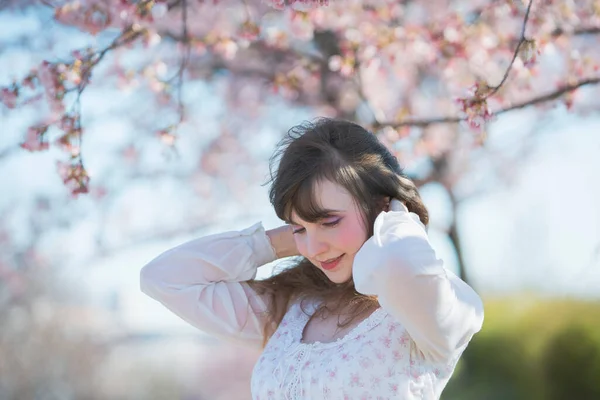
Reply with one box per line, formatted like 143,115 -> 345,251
248,118 -> 428,346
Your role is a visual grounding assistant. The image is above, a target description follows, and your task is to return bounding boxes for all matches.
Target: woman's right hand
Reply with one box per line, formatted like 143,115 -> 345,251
266,225 -> 299,259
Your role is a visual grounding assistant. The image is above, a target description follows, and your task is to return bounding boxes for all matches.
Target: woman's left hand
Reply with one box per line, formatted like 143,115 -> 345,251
386,197 -> 409,213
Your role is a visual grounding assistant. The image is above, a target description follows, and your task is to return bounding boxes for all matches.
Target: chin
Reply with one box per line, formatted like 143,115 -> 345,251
322,269 -> 353,285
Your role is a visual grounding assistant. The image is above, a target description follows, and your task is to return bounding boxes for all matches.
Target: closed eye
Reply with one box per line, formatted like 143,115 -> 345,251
323,219 -> 341,227
291,218 -> 341,234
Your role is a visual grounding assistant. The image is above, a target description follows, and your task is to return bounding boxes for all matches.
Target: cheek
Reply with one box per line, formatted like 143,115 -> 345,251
294,236 -> 305,253
334,223 -> 367,250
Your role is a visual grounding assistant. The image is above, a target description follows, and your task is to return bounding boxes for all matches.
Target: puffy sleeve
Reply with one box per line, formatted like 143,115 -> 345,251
140,222 -> 277,347
352,200 -> 484,363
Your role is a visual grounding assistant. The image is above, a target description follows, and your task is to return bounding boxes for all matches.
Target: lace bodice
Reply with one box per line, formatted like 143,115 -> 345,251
251,301 -> 458,399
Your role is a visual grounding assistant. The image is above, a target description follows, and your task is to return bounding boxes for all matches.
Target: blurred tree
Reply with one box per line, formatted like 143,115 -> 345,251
542,324 -> 600,400
0,228 -> 107,399
443,298 -> 600,400
1,1 -> 599,282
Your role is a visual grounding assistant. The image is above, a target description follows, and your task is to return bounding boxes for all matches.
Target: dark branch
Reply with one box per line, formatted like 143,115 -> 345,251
495,77 -> 600,115
374,77 -> 600,129
553,26 -> 600,37
352,48 -> 379,123
487,0 -> 534,97
39,0 -> 57,7
175,0 -> 190,124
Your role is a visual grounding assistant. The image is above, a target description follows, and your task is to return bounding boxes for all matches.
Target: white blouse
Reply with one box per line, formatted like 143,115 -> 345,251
140,207 -> 484,400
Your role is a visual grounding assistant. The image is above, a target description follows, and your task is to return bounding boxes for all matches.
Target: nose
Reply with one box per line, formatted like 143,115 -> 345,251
305,232 -> 328,259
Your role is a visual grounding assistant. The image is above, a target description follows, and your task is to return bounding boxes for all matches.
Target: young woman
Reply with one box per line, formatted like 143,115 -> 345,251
140,118 -> 484,399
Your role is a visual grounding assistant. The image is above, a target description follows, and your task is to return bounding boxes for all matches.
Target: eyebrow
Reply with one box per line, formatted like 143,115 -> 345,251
286,209 -> 344,225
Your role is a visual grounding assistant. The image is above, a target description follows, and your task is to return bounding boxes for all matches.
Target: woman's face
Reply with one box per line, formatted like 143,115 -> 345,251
289,179 -> 369,284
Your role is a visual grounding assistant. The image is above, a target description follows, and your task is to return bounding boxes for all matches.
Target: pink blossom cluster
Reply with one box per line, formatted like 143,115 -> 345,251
38,61 -> 67,116
0,70 -> 37,109
1,55 -> 91,195
0,87 -> 18,108
2,0 -> 599,198
456,96 -> 494,131
56,161 -> 90,197
289,10 -> 315,40
0,60 -> 71,115
56,114 -> 82,156
157,129 -> 176,146
238,20 -> 261,41
54,0 -> 160,35
328,54 -> 355,78
272,65 -> 320,100
455,83 -> 494,131
262,0 -> 329,11
519,39 -> 540,67
20,125 -> 50,152
4,51 -> 95,137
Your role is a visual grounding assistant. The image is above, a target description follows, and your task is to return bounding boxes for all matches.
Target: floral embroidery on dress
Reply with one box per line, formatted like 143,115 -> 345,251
250,301 -> 462,399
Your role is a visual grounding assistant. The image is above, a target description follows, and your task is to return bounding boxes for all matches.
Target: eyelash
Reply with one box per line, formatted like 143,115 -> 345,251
292,219 -> 340,234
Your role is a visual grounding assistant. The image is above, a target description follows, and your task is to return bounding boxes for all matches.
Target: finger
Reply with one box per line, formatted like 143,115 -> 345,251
389,198 -> 409,213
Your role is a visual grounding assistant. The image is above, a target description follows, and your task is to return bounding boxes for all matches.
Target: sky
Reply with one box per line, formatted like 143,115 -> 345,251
1,8 -> 599,335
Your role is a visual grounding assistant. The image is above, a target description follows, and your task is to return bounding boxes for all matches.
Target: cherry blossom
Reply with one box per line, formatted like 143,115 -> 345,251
0,0 -> 598,197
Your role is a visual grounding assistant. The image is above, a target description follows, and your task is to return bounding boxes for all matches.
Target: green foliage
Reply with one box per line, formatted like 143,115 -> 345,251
542,325 -> 600,400
443,296 -> 600,400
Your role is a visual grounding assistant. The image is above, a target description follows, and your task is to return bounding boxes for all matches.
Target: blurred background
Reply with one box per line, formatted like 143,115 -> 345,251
1,1 -> 599,399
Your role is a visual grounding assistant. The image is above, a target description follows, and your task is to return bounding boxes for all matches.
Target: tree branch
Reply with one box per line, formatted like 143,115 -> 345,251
353,48 -> 381,123
176,0 -> 190,124
553,26 -> 600,37
496,77 -> 600,114
486,0 -> 534,97
344,0 -> 600,131
373,77 -> 600,129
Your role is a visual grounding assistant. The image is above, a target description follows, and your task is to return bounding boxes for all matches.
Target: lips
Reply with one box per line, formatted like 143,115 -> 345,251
320,254 -> 344,270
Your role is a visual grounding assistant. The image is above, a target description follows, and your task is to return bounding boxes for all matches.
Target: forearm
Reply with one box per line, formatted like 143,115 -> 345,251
139,222 -> 276,346
353,208 -> 484,362
141,222 -> 276,291
266,225 -> 298,259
